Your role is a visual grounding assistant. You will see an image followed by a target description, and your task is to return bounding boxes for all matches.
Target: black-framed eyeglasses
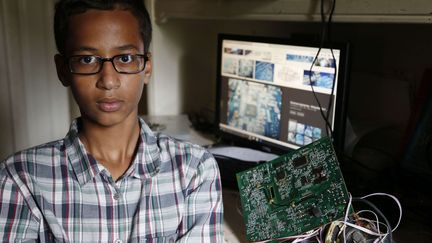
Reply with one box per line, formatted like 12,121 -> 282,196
66,53 -> 149,75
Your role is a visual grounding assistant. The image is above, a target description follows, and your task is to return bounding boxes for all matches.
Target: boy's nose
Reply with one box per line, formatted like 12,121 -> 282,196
96,61 -> 120,90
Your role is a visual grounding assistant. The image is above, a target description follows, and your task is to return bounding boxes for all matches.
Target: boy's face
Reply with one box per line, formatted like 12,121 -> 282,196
55,9 -> 151,127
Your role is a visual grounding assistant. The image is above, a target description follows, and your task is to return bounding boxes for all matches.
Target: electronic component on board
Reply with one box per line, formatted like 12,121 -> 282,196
236,137 -> 349,242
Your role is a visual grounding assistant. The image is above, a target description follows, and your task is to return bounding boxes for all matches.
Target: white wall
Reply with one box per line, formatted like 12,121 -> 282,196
147,4 -> 292,115
0,0 -> 70,160
146,16 -> 302,115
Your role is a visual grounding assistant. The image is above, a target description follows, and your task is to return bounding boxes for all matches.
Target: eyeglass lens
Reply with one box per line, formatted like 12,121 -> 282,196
68,54 -> 147,74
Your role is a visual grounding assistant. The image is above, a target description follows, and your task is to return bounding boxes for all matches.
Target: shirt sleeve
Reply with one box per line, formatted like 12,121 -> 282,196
177,150 -> 224,243
0,166 -> 40,242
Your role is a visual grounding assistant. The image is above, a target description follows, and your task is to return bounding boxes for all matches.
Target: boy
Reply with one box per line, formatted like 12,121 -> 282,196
0,0 -> 223,242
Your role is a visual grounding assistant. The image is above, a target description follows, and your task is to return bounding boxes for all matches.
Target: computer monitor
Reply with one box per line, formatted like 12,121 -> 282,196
215,34 -> 350,156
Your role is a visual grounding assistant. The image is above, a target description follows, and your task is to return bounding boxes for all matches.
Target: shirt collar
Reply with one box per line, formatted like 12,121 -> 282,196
65,117 -> 161,186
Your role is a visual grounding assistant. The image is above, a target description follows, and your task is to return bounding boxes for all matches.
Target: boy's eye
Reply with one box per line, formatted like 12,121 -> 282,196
118,54 -> 134,63
79,56 -> 98,64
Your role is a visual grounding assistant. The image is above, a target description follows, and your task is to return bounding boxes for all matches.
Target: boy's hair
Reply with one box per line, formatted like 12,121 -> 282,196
54,0 -> 152,55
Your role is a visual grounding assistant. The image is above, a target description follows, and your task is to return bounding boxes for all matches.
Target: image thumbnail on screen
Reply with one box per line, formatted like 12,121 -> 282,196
227,78 -> 282,139
303,70 -> 335,89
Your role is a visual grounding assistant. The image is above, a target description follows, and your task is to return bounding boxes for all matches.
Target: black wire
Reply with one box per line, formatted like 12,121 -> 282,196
309,50 -> 331,136
308,0 -> 337,139
320,0 -> 327,42
324,0 -> 337,137
352,197 -> 393,243
325,0 -> 337,131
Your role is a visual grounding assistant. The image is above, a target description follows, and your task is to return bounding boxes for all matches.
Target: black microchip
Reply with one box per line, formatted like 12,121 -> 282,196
313,166 -> 327,183
276,170 -> 286,180
314,175 -> 327,184
314,207 -> 322,217
293,156 -> 308,168
309,207 -> 322,217
313,166 -> 323,174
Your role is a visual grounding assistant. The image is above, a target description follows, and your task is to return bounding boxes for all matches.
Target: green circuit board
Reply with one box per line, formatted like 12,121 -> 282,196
236,137 -> 350,242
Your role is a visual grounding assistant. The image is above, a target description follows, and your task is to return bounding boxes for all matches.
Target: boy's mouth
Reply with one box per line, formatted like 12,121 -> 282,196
97,98 -> 123,112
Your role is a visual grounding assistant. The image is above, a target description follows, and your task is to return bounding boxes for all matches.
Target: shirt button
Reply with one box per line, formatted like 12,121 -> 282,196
113,193 -> 120,200
114,239 -> 122,243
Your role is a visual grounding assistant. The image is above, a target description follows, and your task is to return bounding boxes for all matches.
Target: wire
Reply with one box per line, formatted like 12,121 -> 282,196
248,191 -> 401,243
335,220 -> 390,238
352,198 -> 392,242
356,210 -> 381,233
343,193 -> 353,243
335,192 -> 402,243
360,192 -> 403,232
354,216 -> 382,233
251,228 -> 321,243
308,0 -> 338,139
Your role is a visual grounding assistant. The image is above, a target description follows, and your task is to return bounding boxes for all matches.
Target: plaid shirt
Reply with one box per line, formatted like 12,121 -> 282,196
0,118 -> 223,242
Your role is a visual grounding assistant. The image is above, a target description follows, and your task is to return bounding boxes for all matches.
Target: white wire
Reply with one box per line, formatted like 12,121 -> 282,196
343,193 -> 353,243
340,192 -> 402,243
291,228 -> 320,243
356,217 -> 391,236
319,225 -> 327,242
356,209 -> 380,232
334,220 -> 389,238
251,228 -> 321,243
354,216 -> 379,231
360,192 -> 403,232
315,234 -> 323,243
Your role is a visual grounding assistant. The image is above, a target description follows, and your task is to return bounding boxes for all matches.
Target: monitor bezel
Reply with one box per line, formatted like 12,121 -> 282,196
215,33 -> 350,156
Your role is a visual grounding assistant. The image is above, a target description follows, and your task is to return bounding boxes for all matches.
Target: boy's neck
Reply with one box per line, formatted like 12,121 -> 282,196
78,115 -> 141,181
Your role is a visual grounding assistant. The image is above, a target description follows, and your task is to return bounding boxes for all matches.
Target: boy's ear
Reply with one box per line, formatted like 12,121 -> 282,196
54,54 -> 70,86
143,52 -> 152,84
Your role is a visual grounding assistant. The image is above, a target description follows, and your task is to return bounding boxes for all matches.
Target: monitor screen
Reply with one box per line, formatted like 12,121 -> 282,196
215,34 -> 350,155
